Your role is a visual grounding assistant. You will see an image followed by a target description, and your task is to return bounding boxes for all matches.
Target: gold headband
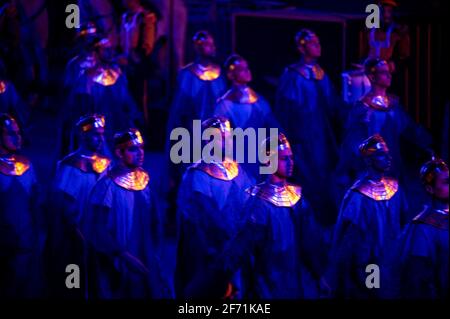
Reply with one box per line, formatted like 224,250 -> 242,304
79,116 -> 105,132
115,130 -> 144,149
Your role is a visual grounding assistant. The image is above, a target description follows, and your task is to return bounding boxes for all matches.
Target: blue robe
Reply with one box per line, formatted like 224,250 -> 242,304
167,63 -> 227,132
214,89 -> 281,180
222,187 -> 319,299
397,206 -> 448,299
326,178 -> 408,298
83,168 -> 168,298
275,64 -> 345,224
0,161 -> 43,297
46,152 -> 110,297
183,182 -> 320,299
214,92 -> 279,130
175,162 -> 253,299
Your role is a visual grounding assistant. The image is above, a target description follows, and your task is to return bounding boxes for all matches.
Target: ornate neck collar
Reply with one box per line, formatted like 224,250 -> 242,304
0,80 -> 7,94
0,154 -> 30,176
92,66 -> 120,86
189,62 -> 221,81
62,152 -> 111,174
192,159 -> 239,181
361,92 -> 396,110
413,206 -> 448,230
291,63 -> 324,80
352,176 -> 399,201
109,166 -> 149,191
246,181 -> 302,207
221,86 -> 258,104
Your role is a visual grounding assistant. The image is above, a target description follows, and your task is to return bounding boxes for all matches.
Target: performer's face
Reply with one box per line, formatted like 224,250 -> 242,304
117,144 -> 145,168
299,35 -> 321,59
370,150 -> 392,173
84,127 -> 105,153
1,122 -> 22,152
275,148 -> 294,179
197,36 -> 216,58
229,59 -> 252,85
372,64 -> 392,88
427,170 -> 449,201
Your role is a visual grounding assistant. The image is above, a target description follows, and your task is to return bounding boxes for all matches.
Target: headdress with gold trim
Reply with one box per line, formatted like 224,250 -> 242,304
114,128 -> 144,149
420,156 -> 448,186
261,132 -> 292,157
359,134 -> 389,157
76,114 -> 106,133
201,116 -> 232,135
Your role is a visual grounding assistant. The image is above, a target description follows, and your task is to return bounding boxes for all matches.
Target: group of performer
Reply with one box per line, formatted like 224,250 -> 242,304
0,0 -> 448,300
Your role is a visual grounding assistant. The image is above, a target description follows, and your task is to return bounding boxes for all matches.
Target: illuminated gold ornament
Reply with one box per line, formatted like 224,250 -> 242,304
91,155 -> 110,174
114,129 -> 144,149
190,63 -> 221,81
79,154 -> 111,174
419,157 -> 448,186
78,23 -> 97,37
263,132 -> 292,157
359,134 -> 389,157
292,63 -> 325,80
93,67 -> 120,86
61,152 -> 111,174
247,182 -> 302,207
222,87 -> 259,104
111,167 -> 150,191
0,81 -> 6,94
352,177 -> 399,201
361,92 -> 396,110
193,159 -> 239,181
0,155 -> 31,176
78,114 -> 106,133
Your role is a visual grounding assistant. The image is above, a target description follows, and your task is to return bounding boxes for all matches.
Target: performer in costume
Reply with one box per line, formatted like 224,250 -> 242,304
83,128 -> 170,298
185,133 -> 320,299
324,134 -> 408,299
63,22 -> 100,90
397,158 -> 448,299
62,37 -> 142,157
47,114 -> 111,298
275,29 -> 346,225
175,116 -> 254,299
165,30 -> 227,234
336,58 -> 432,211
167,30 -> 226,132
214,54 -> 280,179
0,114 -> 43,297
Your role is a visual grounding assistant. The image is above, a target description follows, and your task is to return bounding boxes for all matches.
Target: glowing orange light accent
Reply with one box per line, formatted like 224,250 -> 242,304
92,156 -> 110,174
